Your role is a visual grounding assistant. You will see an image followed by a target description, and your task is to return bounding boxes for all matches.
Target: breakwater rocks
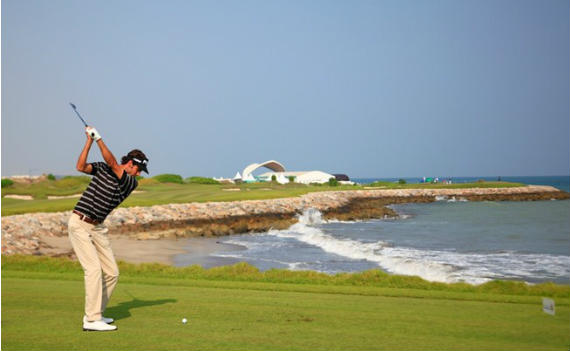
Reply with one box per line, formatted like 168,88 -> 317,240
2,185 -> 568,255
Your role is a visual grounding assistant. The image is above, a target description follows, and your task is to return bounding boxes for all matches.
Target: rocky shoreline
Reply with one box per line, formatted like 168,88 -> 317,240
1,185 -> 568,256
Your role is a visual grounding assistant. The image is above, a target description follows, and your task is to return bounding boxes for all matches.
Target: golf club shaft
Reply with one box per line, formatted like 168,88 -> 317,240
69,103 -> 88,127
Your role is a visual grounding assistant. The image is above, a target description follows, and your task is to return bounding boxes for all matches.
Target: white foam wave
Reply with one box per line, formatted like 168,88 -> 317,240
212,251 -> 299,269
325,219 -> 378,224
397,214 -> 413,220
287,262 -> 304,270
434,195 -> 469,202
267,209 -> 461,283
213,253 -> 244,259
222,239 -> 286,250
264,208 -> 570,285
446,196 -> 468,203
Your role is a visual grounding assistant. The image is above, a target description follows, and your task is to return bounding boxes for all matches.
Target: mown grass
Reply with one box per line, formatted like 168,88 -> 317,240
3,255 -> 569,302
2,255 -> 569,351
1,176 -> 91,199
1,176 -> 525,216
365,181 -> 526,189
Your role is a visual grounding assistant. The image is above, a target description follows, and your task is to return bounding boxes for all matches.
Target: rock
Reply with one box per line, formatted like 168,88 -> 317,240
2,186 -> 568,256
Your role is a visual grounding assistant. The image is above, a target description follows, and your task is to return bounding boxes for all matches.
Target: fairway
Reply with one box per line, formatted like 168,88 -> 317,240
2,274 -> 569,350
1,177 -> 526,216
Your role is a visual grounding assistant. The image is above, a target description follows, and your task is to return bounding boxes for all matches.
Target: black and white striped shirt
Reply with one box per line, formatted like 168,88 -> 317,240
74,162 -> 138,222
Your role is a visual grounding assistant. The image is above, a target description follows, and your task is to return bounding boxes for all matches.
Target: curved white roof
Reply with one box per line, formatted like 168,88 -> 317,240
242,160 -> 286,179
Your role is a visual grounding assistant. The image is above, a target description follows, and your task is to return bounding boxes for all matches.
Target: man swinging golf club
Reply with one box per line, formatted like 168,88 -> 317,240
69,125 -> 148,331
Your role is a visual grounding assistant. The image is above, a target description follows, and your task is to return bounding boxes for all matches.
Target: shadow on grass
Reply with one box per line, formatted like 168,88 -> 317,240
106,297 -> 177,321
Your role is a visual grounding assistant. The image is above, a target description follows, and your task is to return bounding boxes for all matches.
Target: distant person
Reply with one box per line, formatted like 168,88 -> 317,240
69,126 -> 148,332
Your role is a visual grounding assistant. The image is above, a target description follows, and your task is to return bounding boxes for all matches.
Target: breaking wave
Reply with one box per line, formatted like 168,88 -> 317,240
262,208 -> 570,285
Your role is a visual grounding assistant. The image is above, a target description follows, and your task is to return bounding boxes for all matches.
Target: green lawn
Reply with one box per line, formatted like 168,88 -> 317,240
6,178 -> 565,350
1,176 -> 525,216
2,257 -> 569,351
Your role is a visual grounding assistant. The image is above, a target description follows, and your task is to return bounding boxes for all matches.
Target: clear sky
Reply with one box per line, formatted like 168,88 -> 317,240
2,0 -> 569,178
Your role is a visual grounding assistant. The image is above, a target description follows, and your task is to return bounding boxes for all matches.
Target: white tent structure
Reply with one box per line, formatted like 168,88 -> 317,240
296,171 -> 334,184
233,172 -> 242,181
242,172 -> 256,183
276,173 -> 289,184
259,171 -> 334,184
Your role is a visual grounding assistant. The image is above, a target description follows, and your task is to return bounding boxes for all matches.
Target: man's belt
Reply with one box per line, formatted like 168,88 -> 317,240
73,210 -> 101,225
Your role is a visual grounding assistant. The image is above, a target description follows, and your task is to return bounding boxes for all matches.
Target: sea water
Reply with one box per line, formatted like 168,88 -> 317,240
206,199 -> 570,285
175,176 -> 570,285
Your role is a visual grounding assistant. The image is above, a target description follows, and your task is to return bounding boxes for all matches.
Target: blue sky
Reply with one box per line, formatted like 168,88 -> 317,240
2,0 -> 569,178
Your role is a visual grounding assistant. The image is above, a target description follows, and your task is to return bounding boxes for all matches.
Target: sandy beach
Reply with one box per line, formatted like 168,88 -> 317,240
171,236 -> 245,268
39,234 -> 242,267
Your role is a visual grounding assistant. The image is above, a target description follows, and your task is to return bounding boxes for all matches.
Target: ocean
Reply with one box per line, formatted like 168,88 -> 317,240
174,176 -> 570,285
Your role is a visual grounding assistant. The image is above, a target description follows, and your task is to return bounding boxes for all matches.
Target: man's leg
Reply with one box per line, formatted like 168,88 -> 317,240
68,214 -> 103,322
91,224 -> 119,314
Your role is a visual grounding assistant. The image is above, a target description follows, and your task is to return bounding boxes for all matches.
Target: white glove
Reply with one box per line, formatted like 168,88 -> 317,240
86,127 -> 102,141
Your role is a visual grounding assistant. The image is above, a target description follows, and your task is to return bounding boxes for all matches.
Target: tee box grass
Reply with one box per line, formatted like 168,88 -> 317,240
2,257 -> 569,351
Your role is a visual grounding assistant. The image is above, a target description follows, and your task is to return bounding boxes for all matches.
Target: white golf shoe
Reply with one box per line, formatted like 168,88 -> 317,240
82,319 -> 117,332
83,315 -> 114,324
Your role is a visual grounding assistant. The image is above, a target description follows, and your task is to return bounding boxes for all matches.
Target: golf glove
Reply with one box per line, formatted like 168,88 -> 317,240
86,127 -> 101,141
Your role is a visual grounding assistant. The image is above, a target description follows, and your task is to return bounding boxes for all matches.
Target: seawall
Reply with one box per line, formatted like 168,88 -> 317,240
2,185 -> 568,255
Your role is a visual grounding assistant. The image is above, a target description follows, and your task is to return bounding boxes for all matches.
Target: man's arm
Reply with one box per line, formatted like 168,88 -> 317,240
94,140 -> 123,180
76,133 -> 94,174
85,126 -> 123,178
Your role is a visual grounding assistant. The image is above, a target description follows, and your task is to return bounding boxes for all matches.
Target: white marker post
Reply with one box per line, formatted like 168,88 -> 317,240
542,297 -> 555,316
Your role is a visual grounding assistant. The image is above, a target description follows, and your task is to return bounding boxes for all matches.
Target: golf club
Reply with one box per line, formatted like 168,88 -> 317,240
69,103 -> 88,127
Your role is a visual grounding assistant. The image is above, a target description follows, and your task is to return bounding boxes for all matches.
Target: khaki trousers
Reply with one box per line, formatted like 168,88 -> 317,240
68,213 -> 119,321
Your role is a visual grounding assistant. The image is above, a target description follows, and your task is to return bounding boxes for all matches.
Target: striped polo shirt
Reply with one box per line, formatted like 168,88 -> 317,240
74,162 -> 138,222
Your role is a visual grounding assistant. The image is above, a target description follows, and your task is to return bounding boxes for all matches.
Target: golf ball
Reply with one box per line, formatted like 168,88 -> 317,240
182,318 -> 187,324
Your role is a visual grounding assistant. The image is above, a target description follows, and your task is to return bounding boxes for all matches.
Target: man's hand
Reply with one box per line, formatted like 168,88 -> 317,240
86,126 -> 102,141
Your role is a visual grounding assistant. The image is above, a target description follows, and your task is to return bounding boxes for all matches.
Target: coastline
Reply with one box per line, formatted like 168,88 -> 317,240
39,234 -> 244,267
171,236 -> 245,268
39,234 -> 189,265
2,185 -> 569,263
